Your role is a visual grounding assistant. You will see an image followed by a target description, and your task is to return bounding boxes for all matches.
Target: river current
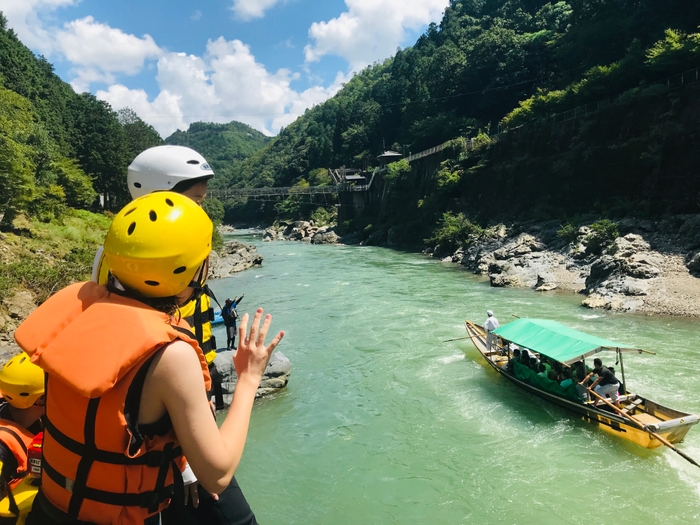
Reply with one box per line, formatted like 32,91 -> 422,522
209,231 -> 700,524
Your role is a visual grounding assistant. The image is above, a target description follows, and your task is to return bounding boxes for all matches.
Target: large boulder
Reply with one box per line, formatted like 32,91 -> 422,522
213,351 -> 292,403
586,256 -> 619,291
209,241 -> 263,278
311,229 -> 340,244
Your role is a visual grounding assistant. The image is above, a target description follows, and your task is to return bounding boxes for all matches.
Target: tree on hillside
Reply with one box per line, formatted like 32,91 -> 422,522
70,94 -> 130,210
117,107 -> 162,161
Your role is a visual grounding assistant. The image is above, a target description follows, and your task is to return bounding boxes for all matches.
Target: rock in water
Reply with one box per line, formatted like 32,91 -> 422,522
213,351 -> 292,403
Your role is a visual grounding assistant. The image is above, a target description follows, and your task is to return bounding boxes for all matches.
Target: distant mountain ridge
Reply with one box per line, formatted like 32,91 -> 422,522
164,121 -> 271,189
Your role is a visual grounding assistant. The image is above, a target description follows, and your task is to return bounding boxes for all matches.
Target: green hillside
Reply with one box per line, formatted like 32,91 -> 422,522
0,13 -> 163,220
164,121 -> 270,189
225,0 -> 700,236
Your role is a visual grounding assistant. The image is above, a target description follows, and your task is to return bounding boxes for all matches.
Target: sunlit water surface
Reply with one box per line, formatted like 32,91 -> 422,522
209,231 -> 700,524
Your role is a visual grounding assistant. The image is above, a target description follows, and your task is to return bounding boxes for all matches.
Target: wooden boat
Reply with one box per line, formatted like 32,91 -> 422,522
464,319 -> 699,450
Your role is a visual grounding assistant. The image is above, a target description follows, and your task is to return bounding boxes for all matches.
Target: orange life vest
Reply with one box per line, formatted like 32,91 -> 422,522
14,281 -> 211,525
0,417 -> 34,488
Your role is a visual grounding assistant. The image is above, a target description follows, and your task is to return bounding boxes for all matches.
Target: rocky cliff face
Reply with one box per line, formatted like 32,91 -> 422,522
432,216 -> 700,317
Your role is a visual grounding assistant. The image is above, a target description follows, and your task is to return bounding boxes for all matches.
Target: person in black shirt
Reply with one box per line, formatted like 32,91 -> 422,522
581,358 -> 621,408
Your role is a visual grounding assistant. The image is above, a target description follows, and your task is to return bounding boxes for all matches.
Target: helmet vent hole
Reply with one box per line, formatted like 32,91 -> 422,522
134,182 -> 142,188
149,211 -> 157,222
165,199 -> 174,207
128,222 -> 136,236
173,266 -> 187,274
145,280 -> 160,287
19,393 -> 29,397
187,160 -> 200,165
124,208 -> 137,217
19,356 -> 26,364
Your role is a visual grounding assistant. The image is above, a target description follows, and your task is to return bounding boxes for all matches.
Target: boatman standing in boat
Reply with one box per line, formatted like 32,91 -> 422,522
484,310 -> 499,352
581,358 -> 622,408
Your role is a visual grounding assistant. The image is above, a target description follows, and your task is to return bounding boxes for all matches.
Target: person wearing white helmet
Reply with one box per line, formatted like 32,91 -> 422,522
127,145 -> 215,202
484,310 -> 500,352
92,145 -> 215,284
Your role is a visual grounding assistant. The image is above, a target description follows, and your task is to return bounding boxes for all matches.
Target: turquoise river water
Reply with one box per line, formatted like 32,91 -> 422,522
209,231 -> 700,524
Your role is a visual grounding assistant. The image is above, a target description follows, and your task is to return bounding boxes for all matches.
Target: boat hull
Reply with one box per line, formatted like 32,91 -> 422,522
464,321 -> 698,449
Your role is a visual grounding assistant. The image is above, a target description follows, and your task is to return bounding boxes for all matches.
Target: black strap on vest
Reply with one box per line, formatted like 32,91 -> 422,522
0,427 -> 28,459
42,373 -> 183,519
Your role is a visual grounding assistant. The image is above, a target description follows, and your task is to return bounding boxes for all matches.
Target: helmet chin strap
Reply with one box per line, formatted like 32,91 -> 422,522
107,273 -> 126,292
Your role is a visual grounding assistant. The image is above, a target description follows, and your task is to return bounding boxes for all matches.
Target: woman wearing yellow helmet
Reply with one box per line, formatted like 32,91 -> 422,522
16,192 -> 284,525
92,147 -> 262,525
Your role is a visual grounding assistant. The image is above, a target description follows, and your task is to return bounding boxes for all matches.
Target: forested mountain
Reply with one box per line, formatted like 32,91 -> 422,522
0,13 -> 161,225
164,121 -> 270,189
232,0 -> 700,191
224,0 -> 700,241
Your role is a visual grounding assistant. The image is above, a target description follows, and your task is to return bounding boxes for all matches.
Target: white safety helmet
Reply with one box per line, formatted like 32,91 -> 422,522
487,310 -> 494,317
127,146 -> 215,199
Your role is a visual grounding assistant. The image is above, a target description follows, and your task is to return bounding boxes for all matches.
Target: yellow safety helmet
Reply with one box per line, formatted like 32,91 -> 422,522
104,191 -> 213,298
0,353 -> 44,409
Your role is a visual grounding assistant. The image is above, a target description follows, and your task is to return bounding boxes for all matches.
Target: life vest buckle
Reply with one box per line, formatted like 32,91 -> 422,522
64,478 -> 74,493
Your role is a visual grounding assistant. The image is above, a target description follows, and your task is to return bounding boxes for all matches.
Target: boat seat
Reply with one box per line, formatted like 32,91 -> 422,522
622,398 -> 643,414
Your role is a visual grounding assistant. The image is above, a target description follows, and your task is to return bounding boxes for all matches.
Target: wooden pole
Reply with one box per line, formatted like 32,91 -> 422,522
443,336 -> 471,343
587,388 -> 700,468
618,349 -> 627,396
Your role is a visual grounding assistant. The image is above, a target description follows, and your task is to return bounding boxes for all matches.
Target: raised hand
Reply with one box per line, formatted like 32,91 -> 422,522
234,308 -> 284,382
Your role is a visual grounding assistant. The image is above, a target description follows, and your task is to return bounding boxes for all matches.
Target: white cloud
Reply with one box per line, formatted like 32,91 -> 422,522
230,0 -> 282,21
54,16 -> 161,92
98,39 -> 351,138
0,0 -> 78,54
305,0 -> 449,70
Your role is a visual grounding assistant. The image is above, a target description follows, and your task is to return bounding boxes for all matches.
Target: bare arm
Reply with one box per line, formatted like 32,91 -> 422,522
147,309 -> 283,494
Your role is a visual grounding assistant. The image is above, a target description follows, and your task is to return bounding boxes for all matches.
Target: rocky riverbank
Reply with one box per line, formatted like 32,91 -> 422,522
263,221 -> 341,244
209,238 -> 263,278
430,216 -> 700,317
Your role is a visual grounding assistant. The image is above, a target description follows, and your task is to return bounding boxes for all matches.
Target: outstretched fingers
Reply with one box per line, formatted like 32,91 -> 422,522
246,308 -> 264,345
266,330 -> 285,354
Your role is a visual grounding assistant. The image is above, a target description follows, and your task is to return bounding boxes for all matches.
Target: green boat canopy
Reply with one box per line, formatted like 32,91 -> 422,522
492,318 -> 645,365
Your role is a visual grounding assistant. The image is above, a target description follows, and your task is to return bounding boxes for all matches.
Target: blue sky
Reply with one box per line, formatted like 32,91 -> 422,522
1,0 -> 449,137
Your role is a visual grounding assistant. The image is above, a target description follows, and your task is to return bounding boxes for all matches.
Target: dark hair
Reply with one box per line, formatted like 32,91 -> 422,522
538,363 -> 546,373
106,275 -> 181,316
172,175 -> 213,194
593,358 -> 602,367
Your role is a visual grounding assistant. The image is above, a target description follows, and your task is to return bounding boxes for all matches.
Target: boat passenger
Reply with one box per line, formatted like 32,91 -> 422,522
519,349 -> 531,366
0,353 -> 45,524
581,358 -> 621,408
483,310 -> 499,351
559,370 -> 574,389
537,364 -> 547,377
506,349 -> 520,373
18,192 -> 284,525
